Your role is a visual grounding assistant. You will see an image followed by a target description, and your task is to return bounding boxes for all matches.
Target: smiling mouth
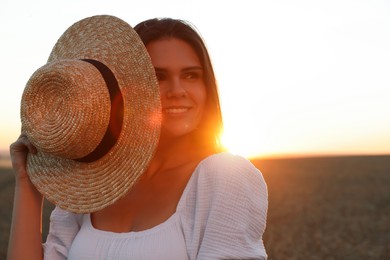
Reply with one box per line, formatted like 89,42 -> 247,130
164,107 -> 190,114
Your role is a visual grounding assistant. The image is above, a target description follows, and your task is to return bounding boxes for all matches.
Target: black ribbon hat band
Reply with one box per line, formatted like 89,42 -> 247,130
76,59 -> 124,163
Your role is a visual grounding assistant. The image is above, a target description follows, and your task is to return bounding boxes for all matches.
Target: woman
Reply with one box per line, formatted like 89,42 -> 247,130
8,17 -> 268,259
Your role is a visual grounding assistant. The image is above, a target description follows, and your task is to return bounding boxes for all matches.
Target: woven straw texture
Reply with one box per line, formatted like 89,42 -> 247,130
20,15 -> 161,213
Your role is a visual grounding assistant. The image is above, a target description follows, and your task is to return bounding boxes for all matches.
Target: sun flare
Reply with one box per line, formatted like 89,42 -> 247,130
220,130 -> 264,159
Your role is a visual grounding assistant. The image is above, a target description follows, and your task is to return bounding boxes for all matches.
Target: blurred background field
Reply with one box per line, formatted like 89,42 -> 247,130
1,155 -> 389,259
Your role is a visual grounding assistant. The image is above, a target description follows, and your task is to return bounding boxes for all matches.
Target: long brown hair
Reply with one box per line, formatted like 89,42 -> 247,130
135,18 -> 224,153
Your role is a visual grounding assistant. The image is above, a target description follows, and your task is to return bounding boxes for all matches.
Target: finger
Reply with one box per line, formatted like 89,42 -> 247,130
11,135 -> 37,154
22,137 -> 37,154
26,143 -> 37,154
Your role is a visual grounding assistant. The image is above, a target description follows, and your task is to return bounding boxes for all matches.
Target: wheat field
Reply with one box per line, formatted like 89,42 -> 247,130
1,155 -> 389,259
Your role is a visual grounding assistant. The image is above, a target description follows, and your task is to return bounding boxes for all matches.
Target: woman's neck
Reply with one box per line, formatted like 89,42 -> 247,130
145,134 -> 210,177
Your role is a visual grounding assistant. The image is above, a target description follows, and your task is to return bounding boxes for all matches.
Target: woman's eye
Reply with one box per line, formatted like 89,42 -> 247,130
184,72 -> 200,80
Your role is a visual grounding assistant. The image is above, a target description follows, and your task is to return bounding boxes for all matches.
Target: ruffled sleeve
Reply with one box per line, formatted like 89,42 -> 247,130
181,153 -> 268,260
43,206 -> 83,260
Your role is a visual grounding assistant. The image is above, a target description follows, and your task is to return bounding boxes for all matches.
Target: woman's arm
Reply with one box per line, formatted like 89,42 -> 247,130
7,135 -> 44,260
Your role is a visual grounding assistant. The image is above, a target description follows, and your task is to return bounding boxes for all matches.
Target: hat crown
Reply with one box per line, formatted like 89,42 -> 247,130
21,59 -> 112,160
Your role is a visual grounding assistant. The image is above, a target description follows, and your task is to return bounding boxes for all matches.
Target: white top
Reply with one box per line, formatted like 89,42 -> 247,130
43,152 -> 268,259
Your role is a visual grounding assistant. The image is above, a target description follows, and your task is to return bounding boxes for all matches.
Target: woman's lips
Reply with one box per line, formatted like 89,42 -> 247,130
163,107 -> 190,115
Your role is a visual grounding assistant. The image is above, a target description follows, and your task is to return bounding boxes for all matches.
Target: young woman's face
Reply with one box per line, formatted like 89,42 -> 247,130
146,38 -> 207,140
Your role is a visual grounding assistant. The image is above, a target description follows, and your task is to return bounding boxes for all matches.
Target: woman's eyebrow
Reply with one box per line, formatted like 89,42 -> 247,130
182,66 -> 203,72
154,66 -> 203,72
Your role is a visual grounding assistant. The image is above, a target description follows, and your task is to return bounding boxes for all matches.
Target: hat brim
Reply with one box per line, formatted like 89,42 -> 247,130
24,15 -> 161,213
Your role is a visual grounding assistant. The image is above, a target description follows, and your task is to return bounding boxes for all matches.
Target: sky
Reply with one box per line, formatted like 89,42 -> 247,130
1,0 -> 390,159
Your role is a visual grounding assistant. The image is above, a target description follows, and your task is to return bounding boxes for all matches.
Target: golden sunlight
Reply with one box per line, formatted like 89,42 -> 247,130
220,129 -> 265,159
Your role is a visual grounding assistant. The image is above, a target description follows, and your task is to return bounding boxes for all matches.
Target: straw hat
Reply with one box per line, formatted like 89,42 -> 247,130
20,15 -> 161,213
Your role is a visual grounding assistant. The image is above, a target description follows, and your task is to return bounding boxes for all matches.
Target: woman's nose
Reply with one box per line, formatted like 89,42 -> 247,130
166,78 -> 186,98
